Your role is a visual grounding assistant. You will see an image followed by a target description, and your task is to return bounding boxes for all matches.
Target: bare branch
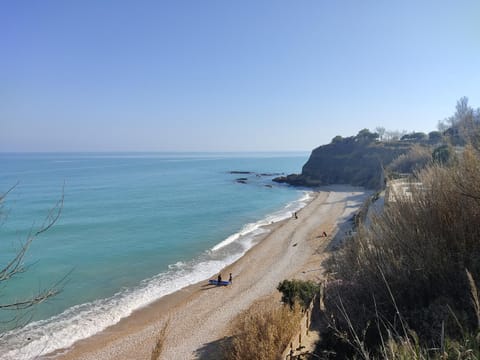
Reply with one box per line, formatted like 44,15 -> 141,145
0,183 -> 67,324
0,182 -> 19,203
35,183 -> 65,237
0,185 -> 65,283
0,288 -> 60,310
0,239 -> 30,282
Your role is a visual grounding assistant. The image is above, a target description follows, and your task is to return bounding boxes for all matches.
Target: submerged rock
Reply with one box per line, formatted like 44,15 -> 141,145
259,172 -> 284,177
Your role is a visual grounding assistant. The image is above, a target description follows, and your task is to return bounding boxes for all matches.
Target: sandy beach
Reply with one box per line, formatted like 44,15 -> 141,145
48,186 -> 369,360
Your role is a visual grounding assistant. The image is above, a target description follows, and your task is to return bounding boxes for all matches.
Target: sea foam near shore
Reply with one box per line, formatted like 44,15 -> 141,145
0,191 -> 313,360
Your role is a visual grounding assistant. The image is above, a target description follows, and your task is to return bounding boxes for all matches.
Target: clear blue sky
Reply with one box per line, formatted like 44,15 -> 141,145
1,1 -> 479,152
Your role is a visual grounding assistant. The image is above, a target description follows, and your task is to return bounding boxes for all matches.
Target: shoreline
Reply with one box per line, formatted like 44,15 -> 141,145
45,185 -> 369,360
1,188 -> 311,360
45,218 -> 294,359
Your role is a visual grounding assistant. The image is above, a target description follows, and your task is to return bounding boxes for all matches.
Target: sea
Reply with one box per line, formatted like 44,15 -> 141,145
0,152 -> 311,359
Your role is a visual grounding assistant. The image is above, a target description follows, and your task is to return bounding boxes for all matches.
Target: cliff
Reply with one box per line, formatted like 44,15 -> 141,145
274,135 -> 414,189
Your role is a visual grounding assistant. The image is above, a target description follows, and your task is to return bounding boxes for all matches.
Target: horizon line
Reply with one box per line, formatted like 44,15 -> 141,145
0,150 -> 312,154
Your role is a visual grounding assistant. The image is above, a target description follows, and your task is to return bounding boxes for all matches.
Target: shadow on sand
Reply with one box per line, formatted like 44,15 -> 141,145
200,283 -> 221,291
194,336 -> 233,359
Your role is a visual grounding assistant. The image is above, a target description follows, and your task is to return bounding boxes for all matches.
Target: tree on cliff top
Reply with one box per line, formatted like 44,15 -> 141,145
356,128 -> 379,143
331,135 -> 344,143
400,131 -> 428,141
439,97 -> 480,146
375,126 -> 386,141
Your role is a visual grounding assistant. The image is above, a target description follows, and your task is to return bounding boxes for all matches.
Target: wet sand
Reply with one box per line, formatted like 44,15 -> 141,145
49,186 -> 369,360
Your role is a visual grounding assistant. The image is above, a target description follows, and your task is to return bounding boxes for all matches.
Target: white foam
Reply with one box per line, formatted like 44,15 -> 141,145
0,190 -> 314,360
212,191 -> 313,251
211,223 -> 267,251
168,261 -> 186,270
0,257 -> 238,360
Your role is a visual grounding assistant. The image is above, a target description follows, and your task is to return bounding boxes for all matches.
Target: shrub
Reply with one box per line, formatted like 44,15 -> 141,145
277,279 -> 319,309
322,146 -> 480,355
428,130 -> 443,143
432,144 -> 451,164
400,132 -> 428,141
388,144 -> 432,174
223,299 -> 302,360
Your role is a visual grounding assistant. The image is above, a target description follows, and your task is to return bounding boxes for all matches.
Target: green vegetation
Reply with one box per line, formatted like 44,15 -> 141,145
229,98 -> 480,359
428,131 -> 443,144
274,97 -> 480,190
400,131 -> 428,142
277,279 -> 320,309
299,135 -> 412,189
318,145 -> 480,358
275,128 -> 415,189
432,144 -> 451,165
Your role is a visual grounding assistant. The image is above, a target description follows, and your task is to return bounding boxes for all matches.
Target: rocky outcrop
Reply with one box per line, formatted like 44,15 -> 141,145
229,171 -> 284,177
274,137 -> 413,189
229,171 -> 285,186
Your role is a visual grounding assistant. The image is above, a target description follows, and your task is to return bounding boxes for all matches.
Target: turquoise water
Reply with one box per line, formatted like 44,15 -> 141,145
0,152 -> 310,358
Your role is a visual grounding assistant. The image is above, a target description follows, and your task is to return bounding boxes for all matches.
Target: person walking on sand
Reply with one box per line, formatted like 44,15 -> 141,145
229,273 -> 233,283
294,212 -> 298,219
217,274 -> 222,285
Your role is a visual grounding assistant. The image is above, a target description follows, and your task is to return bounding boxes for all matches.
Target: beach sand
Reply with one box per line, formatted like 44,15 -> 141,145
48,186 -> 369,360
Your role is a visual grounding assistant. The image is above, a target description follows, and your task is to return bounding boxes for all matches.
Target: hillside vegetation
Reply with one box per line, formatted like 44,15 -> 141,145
274,129 -> 429,189
317,98 -> 480,358
222,98 -> 480,359
320,145 -> 480,358
275,98 -> 480,190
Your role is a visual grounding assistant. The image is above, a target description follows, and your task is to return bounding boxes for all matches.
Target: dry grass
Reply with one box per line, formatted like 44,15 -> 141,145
223,298 -> 302,360
321,145 -> 480,355
388,144 -> 432,174
467,270 -> 480,330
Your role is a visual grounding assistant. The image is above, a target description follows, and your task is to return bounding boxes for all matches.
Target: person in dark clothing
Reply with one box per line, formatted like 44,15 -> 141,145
229,273 -> 233,283
217,274 -> 222,285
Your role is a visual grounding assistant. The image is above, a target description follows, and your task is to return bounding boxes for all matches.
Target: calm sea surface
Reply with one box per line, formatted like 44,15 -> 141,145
0,152 -> 310,359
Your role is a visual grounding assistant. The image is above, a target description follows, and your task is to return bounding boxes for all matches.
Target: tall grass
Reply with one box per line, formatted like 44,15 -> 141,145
223,298 -> 302,360
388,144 -> 432,174
322,145 -> 480,356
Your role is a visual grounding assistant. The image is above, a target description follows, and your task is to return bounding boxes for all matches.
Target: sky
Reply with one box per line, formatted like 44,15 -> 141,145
1,0 -> 479,152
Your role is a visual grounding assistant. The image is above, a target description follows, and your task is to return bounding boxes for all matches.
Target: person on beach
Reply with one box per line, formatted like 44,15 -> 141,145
294,212 -> 298,219
323,231 -> 327,237
229,273 -> 233,283
217,274 -> 222,285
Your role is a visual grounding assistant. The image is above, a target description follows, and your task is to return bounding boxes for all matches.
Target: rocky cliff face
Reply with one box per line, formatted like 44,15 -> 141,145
274,137 -> 413,189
